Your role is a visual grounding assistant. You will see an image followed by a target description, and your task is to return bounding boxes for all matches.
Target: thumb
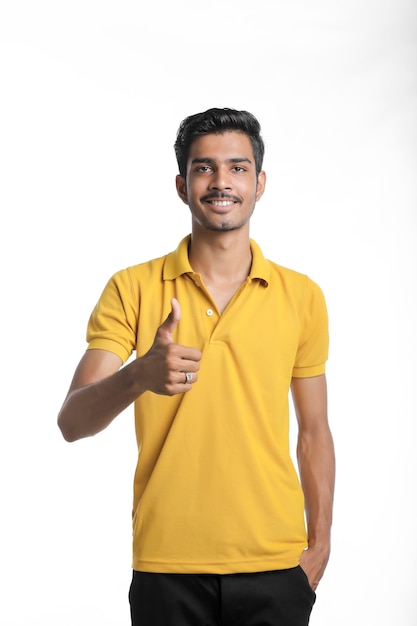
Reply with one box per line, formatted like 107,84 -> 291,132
159,298 -> 181,342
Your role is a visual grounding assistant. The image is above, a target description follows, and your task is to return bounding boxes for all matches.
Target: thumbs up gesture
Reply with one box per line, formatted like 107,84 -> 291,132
140,298 -> 202,396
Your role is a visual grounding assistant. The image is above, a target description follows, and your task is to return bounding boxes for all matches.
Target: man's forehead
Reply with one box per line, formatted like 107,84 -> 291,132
188,131 -> 255,162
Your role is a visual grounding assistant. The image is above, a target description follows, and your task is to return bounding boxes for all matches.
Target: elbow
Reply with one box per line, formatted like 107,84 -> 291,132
58,423 -> 75,443
57,415 -> 80,443
61,431 -> 78,444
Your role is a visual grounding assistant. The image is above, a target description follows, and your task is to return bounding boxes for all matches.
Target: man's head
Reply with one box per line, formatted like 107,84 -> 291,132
175,109 -> 266,234
174,108 -> 265,179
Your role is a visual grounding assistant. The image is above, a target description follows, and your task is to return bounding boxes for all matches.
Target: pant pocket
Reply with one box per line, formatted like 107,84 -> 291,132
297,565 -> 317,603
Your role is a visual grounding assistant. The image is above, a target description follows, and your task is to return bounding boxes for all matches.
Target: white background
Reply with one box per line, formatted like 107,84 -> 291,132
1,1 -> 416,624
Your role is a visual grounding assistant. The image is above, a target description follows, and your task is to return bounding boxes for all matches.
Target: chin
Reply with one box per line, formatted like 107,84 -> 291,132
206,217 -> 249,232
208,222 -> 239,232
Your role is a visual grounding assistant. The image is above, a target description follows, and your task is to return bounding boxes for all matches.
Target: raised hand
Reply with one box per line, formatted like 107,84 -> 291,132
140,298 -> 202,395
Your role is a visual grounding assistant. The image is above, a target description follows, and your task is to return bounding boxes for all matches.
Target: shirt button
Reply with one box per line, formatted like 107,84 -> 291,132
206,309 -> 214,316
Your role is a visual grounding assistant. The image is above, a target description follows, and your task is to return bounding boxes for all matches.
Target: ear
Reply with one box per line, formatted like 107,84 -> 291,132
255,170 -> 266,201
176,175 -> 189,205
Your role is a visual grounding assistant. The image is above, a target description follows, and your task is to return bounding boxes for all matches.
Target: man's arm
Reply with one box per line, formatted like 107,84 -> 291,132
57,298 -> 202,442
291,373 -> 335,590
58,349 -> 138,442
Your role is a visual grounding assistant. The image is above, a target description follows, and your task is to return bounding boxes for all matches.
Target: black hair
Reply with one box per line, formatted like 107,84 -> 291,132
174,107 -> 265,178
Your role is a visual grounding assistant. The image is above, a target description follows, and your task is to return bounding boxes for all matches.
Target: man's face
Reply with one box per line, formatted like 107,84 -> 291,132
176,131 -> 266,233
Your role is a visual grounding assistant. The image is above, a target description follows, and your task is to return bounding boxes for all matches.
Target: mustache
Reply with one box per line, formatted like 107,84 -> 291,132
200,192 -> 241,203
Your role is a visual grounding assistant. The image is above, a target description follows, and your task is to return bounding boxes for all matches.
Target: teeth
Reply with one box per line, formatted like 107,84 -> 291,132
211,200 -> 233,206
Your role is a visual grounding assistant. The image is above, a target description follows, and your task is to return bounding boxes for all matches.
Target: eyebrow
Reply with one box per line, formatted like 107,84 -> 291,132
191,157 -> 253,165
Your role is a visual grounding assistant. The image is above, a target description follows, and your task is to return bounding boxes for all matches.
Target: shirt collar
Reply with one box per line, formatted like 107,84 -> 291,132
163,234 -> 270,287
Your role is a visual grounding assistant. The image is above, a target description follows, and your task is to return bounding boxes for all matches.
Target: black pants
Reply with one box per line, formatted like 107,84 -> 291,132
129,567 -> 316,625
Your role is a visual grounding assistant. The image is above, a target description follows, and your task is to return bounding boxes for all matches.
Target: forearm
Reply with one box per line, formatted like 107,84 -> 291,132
297,428 -> 335,549
58,359 -> 145,442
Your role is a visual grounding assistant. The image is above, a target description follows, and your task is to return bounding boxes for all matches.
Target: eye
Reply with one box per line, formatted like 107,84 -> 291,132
196,165 -> 213,173
232,166 -> 246,172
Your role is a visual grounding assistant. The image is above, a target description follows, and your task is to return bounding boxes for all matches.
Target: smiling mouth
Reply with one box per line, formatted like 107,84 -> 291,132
208,199 -> 235,207
202,194 -> 241,207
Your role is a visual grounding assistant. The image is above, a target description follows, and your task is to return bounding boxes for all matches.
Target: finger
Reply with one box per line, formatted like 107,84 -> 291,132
159,298 -> 181,342
181,371 -> 197,385
179,354 -> 202,371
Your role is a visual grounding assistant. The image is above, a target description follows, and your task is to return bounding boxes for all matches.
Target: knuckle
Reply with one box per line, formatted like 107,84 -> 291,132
163,384 -> 176,396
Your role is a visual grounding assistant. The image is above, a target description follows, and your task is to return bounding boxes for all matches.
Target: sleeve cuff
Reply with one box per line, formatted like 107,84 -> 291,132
292,363 -> 326,378
87,338 -> 131,363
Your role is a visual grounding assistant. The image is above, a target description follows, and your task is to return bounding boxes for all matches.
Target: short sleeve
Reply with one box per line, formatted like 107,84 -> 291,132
86,268 -> 138,363
292,277 -> 329,378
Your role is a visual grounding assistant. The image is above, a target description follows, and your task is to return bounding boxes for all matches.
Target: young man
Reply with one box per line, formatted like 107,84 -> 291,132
58,108 -> 335,626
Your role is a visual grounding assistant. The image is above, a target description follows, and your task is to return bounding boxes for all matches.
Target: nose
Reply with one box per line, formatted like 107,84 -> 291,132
209,166 -> 231,191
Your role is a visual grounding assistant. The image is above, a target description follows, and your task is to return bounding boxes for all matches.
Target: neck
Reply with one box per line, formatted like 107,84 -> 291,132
188,228 -> 252,284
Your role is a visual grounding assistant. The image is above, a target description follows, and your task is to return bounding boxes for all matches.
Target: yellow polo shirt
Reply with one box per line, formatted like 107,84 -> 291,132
87,235 -> 329,574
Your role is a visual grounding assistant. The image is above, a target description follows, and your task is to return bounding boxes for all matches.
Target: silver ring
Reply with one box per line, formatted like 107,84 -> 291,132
184,372 -> 192,383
